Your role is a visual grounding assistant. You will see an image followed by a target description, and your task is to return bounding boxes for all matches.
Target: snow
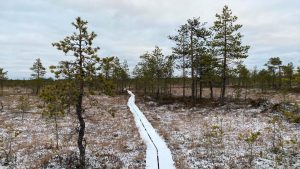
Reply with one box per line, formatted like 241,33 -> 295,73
127,91 -> 175,169
0,94 -> 146,168
139,101 -> 300,169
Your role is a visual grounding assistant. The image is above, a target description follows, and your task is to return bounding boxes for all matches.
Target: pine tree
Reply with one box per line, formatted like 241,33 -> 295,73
211,5 -> 250,102
282,62 -> 294,89
0,68 -> 8,96
257,69 -> 272,92
17,95 -> 30,121
101,57 -> 115,79
169,24 -> 189,97
265,57 -> 282,89
170,18 -> 210,100
187,18 -> 210,101
52,17 -> 100,168
30,58 -> 46,94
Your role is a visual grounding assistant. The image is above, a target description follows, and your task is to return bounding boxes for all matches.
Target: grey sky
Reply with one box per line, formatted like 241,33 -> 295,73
0,0 -> 299,79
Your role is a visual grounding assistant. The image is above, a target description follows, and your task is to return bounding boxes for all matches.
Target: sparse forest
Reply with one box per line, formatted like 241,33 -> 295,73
0,4 -> 299,169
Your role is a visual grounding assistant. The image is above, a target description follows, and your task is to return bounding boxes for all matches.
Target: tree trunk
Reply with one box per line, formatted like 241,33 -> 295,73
200,80 -> 203,99
151,84 -> 154,95
169,81 -> 172,97
195,78 -> 198,99
221,56 -> 227,102
55,114 -> 59,149
183,56 -> 186,98
36,81 -> 40,95
77,31 -> 86,169
0,80 -> 3,96
244,84 -> 248,103
221,20 -> 227,103
279,66 -> 282,89
76,87 -> 85,168
209,81 -> 213,99
272,70 -> 275,89
0,101 -> 3,112
156,82 -> 160,98
190,30 -> 195,101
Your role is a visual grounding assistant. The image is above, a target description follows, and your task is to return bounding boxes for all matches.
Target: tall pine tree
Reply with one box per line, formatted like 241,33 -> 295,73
211,5 -> 250,102
170,18 -> 210,100
169,24 -> 189,97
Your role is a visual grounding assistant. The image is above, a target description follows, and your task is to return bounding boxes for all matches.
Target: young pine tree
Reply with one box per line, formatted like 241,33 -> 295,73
39,82 -> 76,149
52,17 -> 100,168
30,58 -> 46,95
17,95 -> 30,121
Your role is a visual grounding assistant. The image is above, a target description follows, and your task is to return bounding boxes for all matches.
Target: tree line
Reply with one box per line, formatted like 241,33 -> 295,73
133,5 -> 249,103
132,5 -> 300,101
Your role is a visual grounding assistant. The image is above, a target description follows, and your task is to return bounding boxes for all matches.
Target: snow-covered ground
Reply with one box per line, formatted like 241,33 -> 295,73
127,91 -> 175,169
139,101 -> 300,169
1,90 -> 300,168
0,94 -> 146,168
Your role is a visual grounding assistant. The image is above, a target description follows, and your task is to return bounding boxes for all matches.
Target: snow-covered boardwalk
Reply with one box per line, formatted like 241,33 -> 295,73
127,91 -> 175,169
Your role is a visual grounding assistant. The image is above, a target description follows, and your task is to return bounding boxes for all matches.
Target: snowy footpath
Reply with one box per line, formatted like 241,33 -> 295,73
127,91 -> 175,169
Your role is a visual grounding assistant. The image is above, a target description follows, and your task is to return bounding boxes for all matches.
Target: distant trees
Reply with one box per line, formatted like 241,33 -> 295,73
112,58 -> 129,92
211,5 -> 250,102
97,56 -> 129,94
282,62 -> 294,89
257,69 -> 271,92
30,58 -> 46,94
237,64 -> 250,88
134,46 -> 174,98
52,17 -> 100,168
168,5 -> 250,102
265,57 -> 282,89
295,67 -> 300,86
0,68 -> 8,96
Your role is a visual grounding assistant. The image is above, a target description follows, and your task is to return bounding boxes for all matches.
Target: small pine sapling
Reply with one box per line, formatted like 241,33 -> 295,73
204,122 -> 224,158
16,95 -> 30,121
39,82 -> 76,149
238,131 -> 261,166
0,126 -> 21,165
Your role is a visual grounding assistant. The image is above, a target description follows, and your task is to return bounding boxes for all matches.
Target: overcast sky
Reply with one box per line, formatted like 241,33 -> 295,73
0,0 -> 299,79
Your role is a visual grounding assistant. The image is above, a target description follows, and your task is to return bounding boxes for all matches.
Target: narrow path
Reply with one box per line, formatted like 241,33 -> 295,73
127,91 -> 175,169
